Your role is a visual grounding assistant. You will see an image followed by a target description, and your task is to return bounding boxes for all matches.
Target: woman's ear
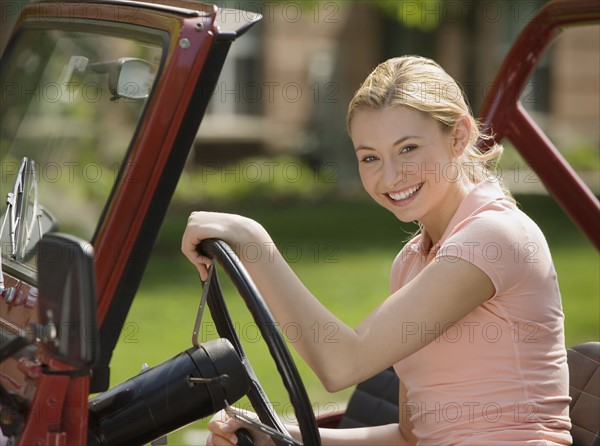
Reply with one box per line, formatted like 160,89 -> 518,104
450,116 -> 472,158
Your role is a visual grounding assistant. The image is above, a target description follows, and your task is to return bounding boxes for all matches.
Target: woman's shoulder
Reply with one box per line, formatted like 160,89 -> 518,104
438,196 -> 554,293
450,196 -> 548,250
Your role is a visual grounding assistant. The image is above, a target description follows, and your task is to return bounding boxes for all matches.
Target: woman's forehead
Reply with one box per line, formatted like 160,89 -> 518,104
350,106 -> 436,135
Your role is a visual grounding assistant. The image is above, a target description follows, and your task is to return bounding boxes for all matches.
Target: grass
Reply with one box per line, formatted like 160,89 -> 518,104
110,194 -> 599,445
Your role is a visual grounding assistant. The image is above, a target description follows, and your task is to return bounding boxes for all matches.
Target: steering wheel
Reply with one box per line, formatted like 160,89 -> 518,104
198,239 -> 321,446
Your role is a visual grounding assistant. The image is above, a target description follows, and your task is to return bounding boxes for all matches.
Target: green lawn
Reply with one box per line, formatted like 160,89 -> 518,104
110,195 -> 599,445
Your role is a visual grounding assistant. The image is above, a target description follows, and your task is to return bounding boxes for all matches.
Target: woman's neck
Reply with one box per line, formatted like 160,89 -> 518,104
421,180 -> 476,246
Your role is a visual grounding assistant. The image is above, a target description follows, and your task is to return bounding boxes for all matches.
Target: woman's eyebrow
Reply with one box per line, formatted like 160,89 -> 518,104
355,135 -> 420,152
355,145 -> 375,152
393,135 -> 419,146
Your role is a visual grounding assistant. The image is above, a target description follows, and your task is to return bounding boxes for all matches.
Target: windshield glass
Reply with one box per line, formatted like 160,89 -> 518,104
0,26 -> 164,274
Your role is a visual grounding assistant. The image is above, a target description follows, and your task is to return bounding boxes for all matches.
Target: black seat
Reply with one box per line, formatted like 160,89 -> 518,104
336,343 -> 600,445
338,367 -> 399,428
568,342 -> 600,446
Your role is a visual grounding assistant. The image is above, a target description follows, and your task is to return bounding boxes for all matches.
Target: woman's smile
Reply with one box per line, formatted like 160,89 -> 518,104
385,182 -> 424,205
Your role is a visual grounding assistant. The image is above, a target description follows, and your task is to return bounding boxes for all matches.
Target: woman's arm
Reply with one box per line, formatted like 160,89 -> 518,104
182,212 -> 494,391
206,410 -> 413,446
296,424 -> 411,446
288,424 -> 411,446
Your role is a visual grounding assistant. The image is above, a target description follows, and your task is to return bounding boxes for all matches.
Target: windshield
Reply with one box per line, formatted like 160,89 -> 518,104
0,25 -> 164,275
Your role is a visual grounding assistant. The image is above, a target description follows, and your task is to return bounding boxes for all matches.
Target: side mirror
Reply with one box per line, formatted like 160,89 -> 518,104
113,58 -> 153,99
89,57 -> 153,100
37,233 -> 99,369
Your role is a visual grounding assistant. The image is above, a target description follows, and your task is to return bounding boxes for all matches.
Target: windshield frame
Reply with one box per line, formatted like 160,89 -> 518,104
1,17 -> 169,283
0,0 -> 263,408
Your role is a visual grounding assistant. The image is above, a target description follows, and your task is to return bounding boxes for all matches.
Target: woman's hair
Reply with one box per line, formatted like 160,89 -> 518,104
347,55 -> 509,194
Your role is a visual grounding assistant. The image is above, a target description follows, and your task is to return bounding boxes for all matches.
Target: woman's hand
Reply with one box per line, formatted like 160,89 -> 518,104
181,211 -> 268,280
206,409 -> 275,446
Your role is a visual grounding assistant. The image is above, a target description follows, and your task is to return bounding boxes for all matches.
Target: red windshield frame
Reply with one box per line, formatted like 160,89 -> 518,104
478,0 -> 600,250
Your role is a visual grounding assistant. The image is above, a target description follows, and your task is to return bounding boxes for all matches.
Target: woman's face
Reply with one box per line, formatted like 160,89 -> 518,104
350,106 -> 470,233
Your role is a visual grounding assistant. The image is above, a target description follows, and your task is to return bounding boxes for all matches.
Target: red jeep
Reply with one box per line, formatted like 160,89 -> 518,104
0,0 -> 598,445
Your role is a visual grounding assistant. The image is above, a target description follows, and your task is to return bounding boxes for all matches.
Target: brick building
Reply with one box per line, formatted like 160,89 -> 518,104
2,0 -> 598,190
195,0 -> 599,191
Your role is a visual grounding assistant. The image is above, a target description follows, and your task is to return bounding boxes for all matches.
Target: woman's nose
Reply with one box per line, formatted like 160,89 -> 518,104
382,158 -> 406,189
383,158 -> 420,189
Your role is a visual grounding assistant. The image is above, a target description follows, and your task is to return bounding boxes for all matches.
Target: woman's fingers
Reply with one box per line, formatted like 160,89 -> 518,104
181,212 -> 219,280
195,255 -> 212,282
181,212 -> 207,260
182,212 -> 270,279
207,412 -> 235,445
207,413 -> 249,445
206,431 -> 238,446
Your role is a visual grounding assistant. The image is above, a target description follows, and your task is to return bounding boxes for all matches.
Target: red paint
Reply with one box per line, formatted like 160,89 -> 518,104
479,0 -> 600,249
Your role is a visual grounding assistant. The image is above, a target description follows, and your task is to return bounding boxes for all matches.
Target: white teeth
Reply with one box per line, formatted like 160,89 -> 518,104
388,183 -> 422,201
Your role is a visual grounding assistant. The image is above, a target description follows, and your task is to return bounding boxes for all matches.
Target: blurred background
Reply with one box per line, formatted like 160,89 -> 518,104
6,0 -> 596,196
193,0 -> 599,196
2,0 -> 599,444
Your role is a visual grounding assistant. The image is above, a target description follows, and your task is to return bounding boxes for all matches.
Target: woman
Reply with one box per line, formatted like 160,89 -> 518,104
181,56 -> 572,445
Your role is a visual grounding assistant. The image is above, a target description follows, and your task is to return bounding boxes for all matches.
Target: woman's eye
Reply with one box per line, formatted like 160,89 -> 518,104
400,145 -> 417,154
361,155 -> 378,163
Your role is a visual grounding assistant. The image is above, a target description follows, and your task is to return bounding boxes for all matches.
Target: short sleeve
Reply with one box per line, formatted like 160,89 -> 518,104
433,209 -> 545,297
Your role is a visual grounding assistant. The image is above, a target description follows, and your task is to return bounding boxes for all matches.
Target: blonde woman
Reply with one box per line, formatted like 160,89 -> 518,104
182,56 -> 572,445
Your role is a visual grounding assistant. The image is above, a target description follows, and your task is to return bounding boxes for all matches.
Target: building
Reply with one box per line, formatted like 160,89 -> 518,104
195,0 -> 599,192
3,0 -> 598,191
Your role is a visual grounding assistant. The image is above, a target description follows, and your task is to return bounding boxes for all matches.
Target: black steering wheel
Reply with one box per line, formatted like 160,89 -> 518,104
199,239 -> 321,446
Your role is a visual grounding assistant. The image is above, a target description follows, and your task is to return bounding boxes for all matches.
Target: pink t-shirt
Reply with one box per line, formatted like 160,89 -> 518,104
392,180 -> 572,445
